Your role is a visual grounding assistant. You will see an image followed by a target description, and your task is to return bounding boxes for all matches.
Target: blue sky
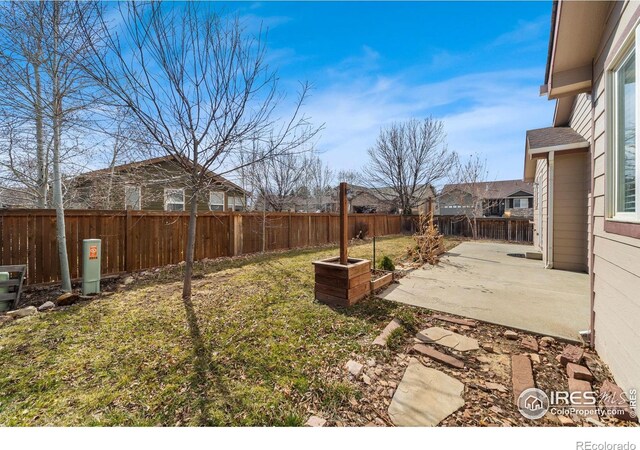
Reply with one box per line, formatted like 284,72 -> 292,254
225,1 -> 556,181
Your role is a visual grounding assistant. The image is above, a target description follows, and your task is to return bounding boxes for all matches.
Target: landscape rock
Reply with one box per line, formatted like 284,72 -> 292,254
560,345 -> 584,366
520,336 -> 539,352
305,415 -> 326,427
600,380 -> 637,422
504,330 -> 519,340
416,327 -> 479,352
388,358 -> 465,426
412,343 -> 464,369
432,314 -> 477,328
373,318 -> 402,346
38,301 -> 55,312
123,276 -> 135,285
557,415 -> 575,426
6,306 -> 38,319
481,343 -> 494,353
511,355 -> 534,405
539,336 -> 555,347
0,315 -> 14,325
345,360 -> 364,377
362,374 -> 372,385
568,378 -> 597,420
485,382 -> 508,393
56,292 -> 79,306
529,354 -> 541,364
566,363 -> 593,381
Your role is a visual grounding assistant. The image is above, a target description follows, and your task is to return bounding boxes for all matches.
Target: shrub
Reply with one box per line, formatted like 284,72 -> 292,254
355,221 -> 369,239
378,255 -> 395,271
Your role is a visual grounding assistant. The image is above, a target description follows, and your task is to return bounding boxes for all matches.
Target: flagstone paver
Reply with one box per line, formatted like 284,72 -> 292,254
373,318 -> 402,346
388,358 -> 465,426
416,327 -> 479,352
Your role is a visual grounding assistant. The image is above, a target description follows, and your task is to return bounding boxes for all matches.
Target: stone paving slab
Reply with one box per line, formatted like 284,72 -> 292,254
412,343 -> 465,369
373,318 -> 402,346
416,327 -> 479,352
388,358 -> 465,426
511,355 -> 534,405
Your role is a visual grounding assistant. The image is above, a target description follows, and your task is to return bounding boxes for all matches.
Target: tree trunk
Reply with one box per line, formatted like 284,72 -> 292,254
34,60 -> 47,207
182,189 -> 198,301
51,1 -> 71,292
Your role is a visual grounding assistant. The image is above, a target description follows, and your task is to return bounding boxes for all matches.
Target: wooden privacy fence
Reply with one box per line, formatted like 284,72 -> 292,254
432,216 -> 533,243
0,210 -> 402,286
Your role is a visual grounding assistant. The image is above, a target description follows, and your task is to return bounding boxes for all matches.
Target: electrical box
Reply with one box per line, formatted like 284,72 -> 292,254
82,239 -> 101,295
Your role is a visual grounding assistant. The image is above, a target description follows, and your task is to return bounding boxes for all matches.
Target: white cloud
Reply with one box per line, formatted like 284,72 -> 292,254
305,66 -> 555,181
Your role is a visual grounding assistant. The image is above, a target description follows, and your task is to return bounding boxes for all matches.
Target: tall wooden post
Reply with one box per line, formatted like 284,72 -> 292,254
340,182 -> 348,265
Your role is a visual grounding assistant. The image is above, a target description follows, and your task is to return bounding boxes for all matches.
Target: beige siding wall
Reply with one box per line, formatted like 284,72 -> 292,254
534,158 -> 548,260
552,152 -> 589,272
590,1 -> 640,394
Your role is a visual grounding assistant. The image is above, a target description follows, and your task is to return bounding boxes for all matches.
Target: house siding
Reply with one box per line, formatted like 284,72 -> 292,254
552,152 -> 589,273
589,1 -> 640,394
534,158 -> 548,260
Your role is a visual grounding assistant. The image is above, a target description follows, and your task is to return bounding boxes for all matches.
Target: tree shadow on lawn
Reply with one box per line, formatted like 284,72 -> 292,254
181,294 -> 230,426
328,296 -> 404,324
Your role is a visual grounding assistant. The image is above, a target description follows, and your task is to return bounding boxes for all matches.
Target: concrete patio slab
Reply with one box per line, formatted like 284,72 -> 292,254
416,326 -> 479,352
379,241 -> 589,341
388,358 -> 465,426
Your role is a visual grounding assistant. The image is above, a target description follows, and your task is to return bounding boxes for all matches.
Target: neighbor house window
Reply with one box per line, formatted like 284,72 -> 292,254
609,35 -> 640,221
164,188 -> 185,211
511,198 -> 530,209
124,185 -> 141,210
228,193 -> 245,211
209,191 -> 224,211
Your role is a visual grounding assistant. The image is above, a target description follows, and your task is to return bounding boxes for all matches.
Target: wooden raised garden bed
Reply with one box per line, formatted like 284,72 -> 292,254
371,271 -> 393,291
313,257 -> 371,307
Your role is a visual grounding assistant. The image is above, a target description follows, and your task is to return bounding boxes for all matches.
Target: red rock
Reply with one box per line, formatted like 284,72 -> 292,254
566,363 -> 593,381
511,355 -> 534,405
412,344 -> 464,369
504,330 -> 519,340
432,314 -> 477,328
600,380 -> 637,422
559,345 -> 584,366
520,336 -> 539,352
373,318 -> 402,346
568,378 -> 598,420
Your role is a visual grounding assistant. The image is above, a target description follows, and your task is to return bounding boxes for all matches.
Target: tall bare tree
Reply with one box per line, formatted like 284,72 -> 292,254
80,2 -> 318,300
0,1 -> 102,291
445,153 -> 490,239
362,117 -> 455,214
304,154 -> 335,212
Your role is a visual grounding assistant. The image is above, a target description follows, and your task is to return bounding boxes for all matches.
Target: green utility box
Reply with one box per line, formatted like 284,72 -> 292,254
82,239 -> 101,295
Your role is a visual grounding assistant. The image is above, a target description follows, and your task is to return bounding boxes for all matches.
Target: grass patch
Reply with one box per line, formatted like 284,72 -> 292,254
0,236 -> 453,426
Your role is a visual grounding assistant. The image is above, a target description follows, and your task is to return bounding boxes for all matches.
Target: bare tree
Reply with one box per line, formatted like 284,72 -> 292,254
0,1 -> 102,291
304,154 -> 335,212
80,2 -> 318,300
445,153 -> 490,240
362,117 -> 455,214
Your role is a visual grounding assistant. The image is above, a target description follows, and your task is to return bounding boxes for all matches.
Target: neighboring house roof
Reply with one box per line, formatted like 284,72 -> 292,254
76,155 -> 248,195
526,127 -> 589,152
440,180 -> 533,199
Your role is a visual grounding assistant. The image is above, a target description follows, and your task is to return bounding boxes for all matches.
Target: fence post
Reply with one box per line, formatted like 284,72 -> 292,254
288,212 -> 292,249
228,213 -> 235,256
125,209 -> 133,273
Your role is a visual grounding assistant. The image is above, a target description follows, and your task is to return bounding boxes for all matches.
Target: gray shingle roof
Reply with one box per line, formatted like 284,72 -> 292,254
440,180 -> 533,198
526,127 -> 588,150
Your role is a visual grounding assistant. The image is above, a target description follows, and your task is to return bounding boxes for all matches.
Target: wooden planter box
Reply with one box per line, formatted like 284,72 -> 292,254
312,257 -> 371,307
371,272 -> 393,291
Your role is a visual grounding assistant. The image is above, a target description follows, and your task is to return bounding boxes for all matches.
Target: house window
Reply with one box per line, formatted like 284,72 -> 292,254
609,35 -> 640,222
209,191 -> 224,211
511,198 -> 529,209
228,193 -> 245,211
164,188 -> 185,211
124,185 -> 141,210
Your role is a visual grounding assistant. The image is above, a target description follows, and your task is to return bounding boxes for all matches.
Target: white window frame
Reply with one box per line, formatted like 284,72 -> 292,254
124,185 -> 141,210
228,193 -> 245,211
607,23 -> 640,222
209,190 -> 225,211
164,188 -> 185,211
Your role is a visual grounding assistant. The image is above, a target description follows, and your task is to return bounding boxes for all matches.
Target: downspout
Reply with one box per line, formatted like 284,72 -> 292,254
588,91 -> 597,348
546,151 -> 555,269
